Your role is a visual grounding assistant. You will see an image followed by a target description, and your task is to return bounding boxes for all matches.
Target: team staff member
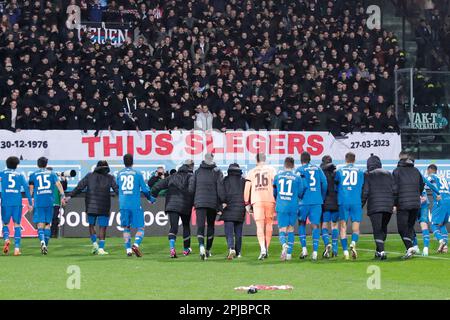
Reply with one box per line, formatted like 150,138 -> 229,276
393,152 -> 425,259
244,153 -> 277,260
362,155 -> 395,260
67,161 -> 119,255
152,161 -> 195,258
188,153 -> 225,260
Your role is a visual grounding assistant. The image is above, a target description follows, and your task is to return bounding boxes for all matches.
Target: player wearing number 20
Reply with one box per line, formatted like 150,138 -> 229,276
273,157 -> 305,261
0,156 -> 33,256
296,152 -> 328,261
29,157 -> 66,255
117,154 -> 155,257
335,152 -> 364,260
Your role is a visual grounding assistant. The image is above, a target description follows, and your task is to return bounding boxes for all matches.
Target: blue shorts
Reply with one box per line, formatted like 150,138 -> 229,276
277,211 -> 297,228
418,206 -> 430,223
1,206 -> 22,224
322,211 -> 339,223
120,208 -> 144,228
33,206 -> 53,224
339,204 -> 362,223
87,215 -> 109,227
298,205 -> 322,225
431,201 -> 450,225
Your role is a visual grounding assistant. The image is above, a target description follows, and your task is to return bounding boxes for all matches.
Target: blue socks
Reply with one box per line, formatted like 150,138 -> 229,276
38,228 -> 45,243
440,225 -> 448,244
331,229 -> 339,254
169,239 -> 176,249
134,227 -> 145,246
123,228 -> 131,249
90,234 -> 97,244
14,227 -> 21,249
423,229 -> 430,248
312,228 -> 320,252
341,237 -> 348,251
279,231 -> 286,246
287,232 -> 294,254
321,228 -> 330,246
351,232 -> 359,244
2,225 -> 9,241
44,229 -> 51,246
99,240 -> 105,249
299,224 -> 307,248
432,224 -> 443,241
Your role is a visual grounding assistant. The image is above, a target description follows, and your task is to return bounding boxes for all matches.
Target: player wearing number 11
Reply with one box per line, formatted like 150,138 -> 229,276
335,152 -> 364,260
117,154 -> 155,257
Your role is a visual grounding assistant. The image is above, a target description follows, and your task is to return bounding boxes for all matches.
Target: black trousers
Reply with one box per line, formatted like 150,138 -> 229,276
224,221 -> 243,254
196,207 -> 217,250
397,209 -> 418,249
369,212 -> 392,252
51,206 -> 60,238
167,211 -> 191,249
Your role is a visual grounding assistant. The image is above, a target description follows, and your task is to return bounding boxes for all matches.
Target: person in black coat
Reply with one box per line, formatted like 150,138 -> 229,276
151,161 -> 194,258
392,152 -> 425,258
219,163 -> 246,259
320,155 -> 339,257
67,161 -> 119,255
188,153 -> 225,260
362,154 -> 395,260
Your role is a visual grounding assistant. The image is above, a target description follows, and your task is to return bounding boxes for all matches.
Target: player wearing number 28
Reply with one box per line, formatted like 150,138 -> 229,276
117,154 -> 155,257
244,153 -> 277,260
296,152 -> 328,261
335,152 -> 364,260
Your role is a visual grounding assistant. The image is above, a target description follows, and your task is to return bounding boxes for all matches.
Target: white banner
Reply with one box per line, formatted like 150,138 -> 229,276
0,130 -> 401,162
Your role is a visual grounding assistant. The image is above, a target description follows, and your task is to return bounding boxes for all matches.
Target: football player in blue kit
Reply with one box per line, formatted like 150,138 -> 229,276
273,157 -> 305,261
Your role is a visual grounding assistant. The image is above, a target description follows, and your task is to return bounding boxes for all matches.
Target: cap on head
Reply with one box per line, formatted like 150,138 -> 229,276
123,154 -> 133,167
37,156 -> 48,168
6,156 -> 19,170
184,159 -> 194,170
321,155 -> 332,165
204,153 -> 214,165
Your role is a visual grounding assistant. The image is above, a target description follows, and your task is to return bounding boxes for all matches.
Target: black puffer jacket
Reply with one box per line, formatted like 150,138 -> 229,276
220,165 -> 246,223
188,161 -> 225,209
362,155 -> 395,215
320,162 -> 339,212
151,164 -> 194,215
69,165 -> 119,216
392,158 -> 425,210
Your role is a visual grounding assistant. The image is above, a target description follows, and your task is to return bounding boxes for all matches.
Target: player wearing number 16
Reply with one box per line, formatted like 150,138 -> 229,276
335,152 -> 364,260
29,157 -> 66,255
117,154 -> 155,257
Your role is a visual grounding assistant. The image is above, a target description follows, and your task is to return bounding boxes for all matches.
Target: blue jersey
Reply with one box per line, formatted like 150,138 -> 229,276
0,169 -> 32,207
420,190 -> 429,208
295,163 -> 327,205
335,164 -> 364,205
423,174 -> 450,203
29,169 -> 59,208
117,167 -> 151,210
273,170 -> 305,213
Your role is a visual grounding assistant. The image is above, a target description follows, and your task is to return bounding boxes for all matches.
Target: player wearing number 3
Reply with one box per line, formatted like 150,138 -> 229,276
117,154 -> 155,257
335,152 -> 364,260
244,153 -> 277,260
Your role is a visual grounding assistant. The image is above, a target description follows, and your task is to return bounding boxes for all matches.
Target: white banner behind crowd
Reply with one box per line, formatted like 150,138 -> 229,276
0,130 -> 401,162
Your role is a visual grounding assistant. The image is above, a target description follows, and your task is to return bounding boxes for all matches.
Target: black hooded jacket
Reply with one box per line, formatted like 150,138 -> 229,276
392,158 -> 425,210
188,161 -> 225,209
69,165 -> 119,216
320,162 -> 339,212
151,164 -> 194,215
220,165 -> 246,222
362,156 -> 395,215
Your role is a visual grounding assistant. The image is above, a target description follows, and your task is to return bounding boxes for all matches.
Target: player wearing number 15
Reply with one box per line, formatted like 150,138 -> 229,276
29,157 -> 66,255
117,154 -> 155,257
273,157 -> 305,261
335,152 -> 364,260
296,152 -> 328,261
0,156 -> 33,256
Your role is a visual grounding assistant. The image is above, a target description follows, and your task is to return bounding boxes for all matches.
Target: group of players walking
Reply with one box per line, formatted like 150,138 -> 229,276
0,150 -> 448,261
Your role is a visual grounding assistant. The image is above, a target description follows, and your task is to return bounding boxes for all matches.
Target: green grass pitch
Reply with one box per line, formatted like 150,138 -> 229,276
0,235 -> 448,300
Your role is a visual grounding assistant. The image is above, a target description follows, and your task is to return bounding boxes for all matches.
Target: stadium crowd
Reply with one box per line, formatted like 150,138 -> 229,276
0,0 -> 402,135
